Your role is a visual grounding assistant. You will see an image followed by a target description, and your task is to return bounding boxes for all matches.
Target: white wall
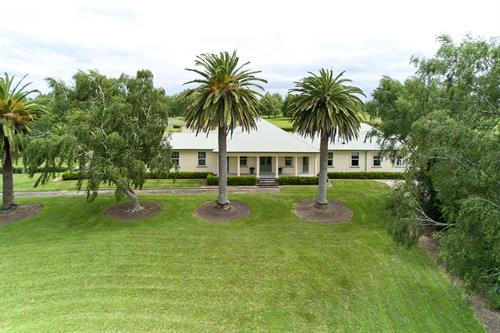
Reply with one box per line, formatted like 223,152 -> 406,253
173,150 -> 404,174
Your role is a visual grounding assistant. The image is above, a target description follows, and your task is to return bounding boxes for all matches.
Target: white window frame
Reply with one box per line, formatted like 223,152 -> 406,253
171,151 -> 179,166
197,152 -> 207,167
351,152 -> 360,167
372,152 -> 382,167
284,156 -> 293,167
395,155 -> 405,168
240,156 -> 247,167
327,152 -> 334,167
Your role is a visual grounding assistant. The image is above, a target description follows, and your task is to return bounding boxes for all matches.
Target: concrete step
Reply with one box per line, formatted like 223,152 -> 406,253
257,177 -> 279,187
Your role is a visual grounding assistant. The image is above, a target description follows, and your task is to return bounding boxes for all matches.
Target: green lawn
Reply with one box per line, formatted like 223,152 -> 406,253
0,181 -> 483,332
1,174 -> 201,192
264,116 -> 294,131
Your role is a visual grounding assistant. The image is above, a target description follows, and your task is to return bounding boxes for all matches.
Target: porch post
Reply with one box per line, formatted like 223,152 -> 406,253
237,155 -> 240,176
256,155 -> 260,178
275,155 -> 279,178
295,156 -> 298,176
312,155 -> 316,176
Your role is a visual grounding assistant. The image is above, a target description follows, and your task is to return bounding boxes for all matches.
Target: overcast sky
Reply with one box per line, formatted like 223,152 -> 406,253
1,0 -> 498,98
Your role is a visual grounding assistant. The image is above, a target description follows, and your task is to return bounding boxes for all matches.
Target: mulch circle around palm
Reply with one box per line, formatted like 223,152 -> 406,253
0,203 -> 43,227
293,199 -> 353,224
195,201 -> 251,223
105,201 -> 161,222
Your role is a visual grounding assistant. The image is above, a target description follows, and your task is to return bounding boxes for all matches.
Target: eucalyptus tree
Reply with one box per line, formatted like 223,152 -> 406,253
289,69 -> 365,208
24,70 -> 172,212
184,51 -> 266,210
258,92 -> 283,117
0,73 -> 44,210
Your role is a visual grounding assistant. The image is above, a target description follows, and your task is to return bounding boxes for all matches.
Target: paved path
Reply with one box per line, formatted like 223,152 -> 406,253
9,186 -> 280,198
374,179 -> 401,188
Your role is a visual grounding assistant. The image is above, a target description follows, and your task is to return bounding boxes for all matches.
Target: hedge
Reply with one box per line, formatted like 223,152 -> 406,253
206,175 -> 257,186
61,171 -> 213,181
147,171 -> 213,179
0,166 -> 69,174
327,172 -> 405,179
278,176 -> 319,185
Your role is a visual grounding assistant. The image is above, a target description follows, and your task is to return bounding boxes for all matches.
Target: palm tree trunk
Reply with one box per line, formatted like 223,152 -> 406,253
2,136 -> 16,211
217,125 -> 230,210
316,131 -> 329,208
125,187 -> 143,213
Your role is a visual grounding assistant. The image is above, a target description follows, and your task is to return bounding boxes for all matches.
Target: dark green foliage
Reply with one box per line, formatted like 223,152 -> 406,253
370,35 -> 500,306
258,92 -> 283,117
0,166 -> 68,174
278,176 -> 319,185
206,175 -> 257,186
327,172 -> 405,179
148,171 -> 213,179
24,70 -> 172,208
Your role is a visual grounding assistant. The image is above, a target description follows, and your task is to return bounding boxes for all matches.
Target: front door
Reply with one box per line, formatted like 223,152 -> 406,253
302,156 -> 309,173
260,156 -> 272,173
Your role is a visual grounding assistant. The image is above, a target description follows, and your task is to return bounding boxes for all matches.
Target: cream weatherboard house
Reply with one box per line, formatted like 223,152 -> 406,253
168,118 -> 404,178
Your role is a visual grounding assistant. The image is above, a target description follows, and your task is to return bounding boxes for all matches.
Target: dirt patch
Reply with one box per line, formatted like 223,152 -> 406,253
418,233 -> 500,333
195,201 -> 251,223
293,199 -> 353,224
0,203 -> 43,227
105,201 -> 161,222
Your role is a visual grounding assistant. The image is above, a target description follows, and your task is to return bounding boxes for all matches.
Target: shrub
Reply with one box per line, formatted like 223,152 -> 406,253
327,172 -> 405,179
278,176 -> 319,185
206,175 -> 257,186
61,171 -> 85,180
0,166 -> 69,174
147,171 -> 213,179
61,171 -> 213,181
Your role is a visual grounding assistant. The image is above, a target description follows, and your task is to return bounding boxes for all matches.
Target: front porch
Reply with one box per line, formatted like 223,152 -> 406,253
225,154 -> 318,178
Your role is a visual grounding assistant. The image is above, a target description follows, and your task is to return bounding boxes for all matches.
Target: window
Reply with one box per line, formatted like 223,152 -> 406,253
240,156 -> 247,166
395,155 -> 405,167
302,156 -> 309,173
372,152 -> 381,167
285,156 -> 293,167
171,152 -> 179,166
351,152 -> 360,167
197,152 -> 206,166
328,152 -> 334,167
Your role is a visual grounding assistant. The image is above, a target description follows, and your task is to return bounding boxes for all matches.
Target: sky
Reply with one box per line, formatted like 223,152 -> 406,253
1,0 -> 499,98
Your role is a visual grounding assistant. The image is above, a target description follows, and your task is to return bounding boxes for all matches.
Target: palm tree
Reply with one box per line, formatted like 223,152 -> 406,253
289,69 -> 365,208
0,73 -> 44,210
184,51 -> 266,210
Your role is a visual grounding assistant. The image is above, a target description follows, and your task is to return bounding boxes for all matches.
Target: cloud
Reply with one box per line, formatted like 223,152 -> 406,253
1,0 -> 499,98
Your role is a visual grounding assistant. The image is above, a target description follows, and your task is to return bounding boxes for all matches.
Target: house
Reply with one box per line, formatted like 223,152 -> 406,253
168,118 -> 404,177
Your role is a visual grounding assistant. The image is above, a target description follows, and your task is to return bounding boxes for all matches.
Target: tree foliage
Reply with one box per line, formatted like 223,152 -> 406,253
368,35 -> 500,306
0,73 -> 44,209
24,70 -> 172,212
258,92 -> 282,117
183,51 -> 265,209
288,69 -> 365,206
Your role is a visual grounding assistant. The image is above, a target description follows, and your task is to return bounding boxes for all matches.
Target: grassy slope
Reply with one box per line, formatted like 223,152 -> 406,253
0,174 -> 201,192
264,116 -> 294,131
0,181 -> 483,332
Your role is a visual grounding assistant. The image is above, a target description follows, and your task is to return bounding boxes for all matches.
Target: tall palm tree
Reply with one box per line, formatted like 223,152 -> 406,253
289,69 -> 365,208
184,51 -> 266,210
0,73 -> 44,210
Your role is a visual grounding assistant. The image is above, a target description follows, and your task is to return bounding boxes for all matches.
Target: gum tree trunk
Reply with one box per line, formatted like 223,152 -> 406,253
126,187 -> 143,213
316,131 -> 329,208
217,125 -> 230,210
2,136 -> 16,211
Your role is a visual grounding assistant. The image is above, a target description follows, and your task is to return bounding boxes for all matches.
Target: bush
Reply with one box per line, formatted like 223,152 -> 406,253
278,176 -> 319,185
327,172 -> 405,179
0,166 -> 69,174
61,171 -> 85,180
206,175 -> 257,186
61,170 -> 213,181
147,171 -> 213,179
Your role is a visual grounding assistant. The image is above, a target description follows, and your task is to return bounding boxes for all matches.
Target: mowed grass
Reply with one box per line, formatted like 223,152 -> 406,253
0,181 -> 483,332
265,116 -> 294,131
1,174 -> 201,192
